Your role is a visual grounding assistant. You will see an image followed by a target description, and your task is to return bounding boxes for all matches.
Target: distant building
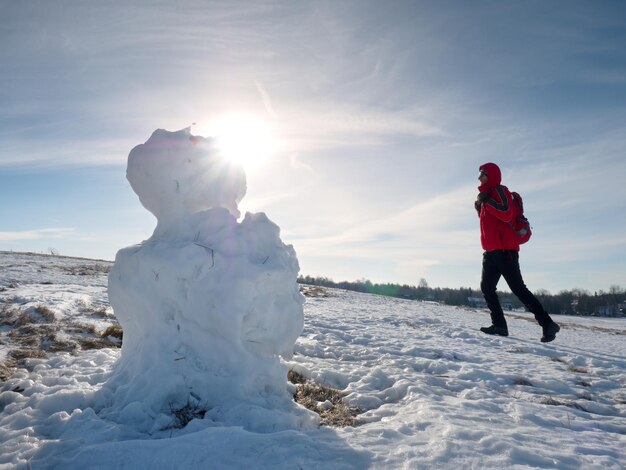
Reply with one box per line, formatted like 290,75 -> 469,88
467,296 -> 512,310
467,297 -> 487,308
595,305 -> 620,317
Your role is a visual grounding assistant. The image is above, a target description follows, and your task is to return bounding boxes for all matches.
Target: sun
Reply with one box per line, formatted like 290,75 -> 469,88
208,114 -> 277,171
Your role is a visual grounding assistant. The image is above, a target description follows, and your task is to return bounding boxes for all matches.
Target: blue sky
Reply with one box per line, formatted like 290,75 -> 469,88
1,0 -> 625,293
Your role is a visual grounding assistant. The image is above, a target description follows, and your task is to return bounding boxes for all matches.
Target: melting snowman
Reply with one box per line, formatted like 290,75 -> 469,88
103,128 -> 314,432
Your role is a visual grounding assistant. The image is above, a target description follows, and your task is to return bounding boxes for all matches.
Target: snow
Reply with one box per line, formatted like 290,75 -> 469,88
1,252 -> 625,468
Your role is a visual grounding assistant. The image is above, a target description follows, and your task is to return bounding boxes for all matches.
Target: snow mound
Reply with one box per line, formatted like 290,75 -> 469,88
104,128 -> 314,431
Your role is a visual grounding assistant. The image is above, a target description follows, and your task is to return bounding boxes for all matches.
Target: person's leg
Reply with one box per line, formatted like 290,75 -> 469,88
497,251 -> 554,328
480,251 -> 507,328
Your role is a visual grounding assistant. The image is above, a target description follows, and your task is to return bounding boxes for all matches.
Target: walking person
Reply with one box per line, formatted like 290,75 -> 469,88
475,162 -> 560,342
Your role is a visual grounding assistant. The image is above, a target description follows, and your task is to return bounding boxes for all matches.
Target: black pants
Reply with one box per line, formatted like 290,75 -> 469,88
481,250 -> 553,329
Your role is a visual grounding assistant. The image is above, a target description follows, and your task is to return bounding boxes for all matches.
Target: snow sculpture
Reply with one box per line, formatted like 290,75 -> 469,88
104,128 -> 313,432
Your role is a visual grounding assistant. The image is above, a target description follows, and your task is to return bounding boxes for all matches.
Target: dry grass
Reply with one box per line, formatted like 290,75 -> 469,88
61,264 -> 111,276
0,304 -> 16,325
0,300 -> 122,381
34,304 -> 55,322
67,322 -> 98,336
77,336 -> 118,350
0,362 -> 16,381
9,348 -> 47,361
539,396 -> 589,413
46,337 -> 78,353
166,400 -> 207,430
567,365 -> 589,374
300,285 -> 332,298
71,321 -> 122,350
288,370 -> 308,384
102,324 -> 123,340
90,306 -> 110,318
0,307 -> 30,328
512,377 -> 533,387
10,322 -> 55,338
0,296 -> 123,381
288,369 -> 362,427
1,304 -> 55,327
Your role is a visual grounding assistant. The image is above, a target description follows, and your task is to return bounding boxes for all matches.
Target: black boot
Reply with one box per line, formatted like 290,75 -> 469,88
480,325 -> 509,337
541,322 -> 560,343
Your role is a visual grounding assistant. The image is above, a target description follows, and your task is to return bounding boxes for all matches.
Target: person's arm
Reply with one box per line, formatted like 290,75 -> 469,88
481,186 -> 513,223
474,199 -> 482,215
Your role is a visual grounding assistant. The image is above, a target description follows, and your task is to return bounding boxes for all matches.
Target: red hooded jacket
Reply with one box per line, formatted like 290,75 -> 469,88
477,163 -> 519,252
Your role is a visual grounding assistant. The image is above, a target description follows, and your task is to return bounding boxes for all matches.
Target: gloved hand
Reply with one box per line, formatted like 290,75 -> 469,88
477,192 -> 490,202
474,200 -> 482,213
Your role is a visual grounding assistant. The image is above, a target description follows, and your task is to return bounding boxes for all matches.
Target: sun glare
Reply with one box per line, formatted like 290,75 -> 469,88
208,114 -> 277,171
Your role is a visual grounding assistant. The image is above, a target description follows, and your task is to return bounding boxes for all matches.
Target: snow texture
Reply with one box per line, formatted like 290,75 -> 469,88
105,129 -> 313,432
1,252 -> 625,469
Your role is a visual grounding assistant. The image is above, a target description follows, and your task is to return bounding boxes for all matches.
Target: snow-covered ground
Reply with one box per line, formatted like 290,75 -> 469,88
1,251 -> 625,469
0,252 -> 117,373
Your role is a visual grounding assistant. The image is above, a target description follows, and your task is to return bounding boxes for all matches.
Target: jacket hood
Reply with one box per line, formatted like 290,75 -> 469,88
478,162 -> 501,191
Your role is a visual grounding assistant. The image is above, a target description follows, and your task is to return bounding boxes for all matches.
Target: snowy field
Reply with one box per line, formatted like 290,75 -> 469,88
1,251 -> 625,469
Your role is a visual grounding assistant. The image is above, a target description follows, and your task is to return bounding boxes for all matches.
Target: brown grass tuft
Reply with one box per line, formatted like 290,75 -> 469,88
61,264 -> 111,276
287,369 -> 308,385
0,303 -> 20,325
1,304 -> 55,327
166,400 -> 207,430
34,304 -> 55,322
300,285 -> 332,298
512,377 -> 533,387
0,363 -> 15,381
9,348 -> 47,361
48,340 -> 78,353
102,324 -> 123,340
77,336 -> 118,350
550,356 -> 567,363
289,370 -> 362,427
539,396 -> 589,412
68,322 -> 98,336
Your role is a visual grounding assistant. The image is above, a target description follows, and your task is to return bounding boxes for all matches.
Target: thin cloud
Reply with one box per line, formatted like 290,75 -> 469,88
288,153 -> 314,173
242,190 -> 300,212
277,104 -> 444,153
292,185 -> 478,267
0,228 -> 76,242
0,137 -> 133,168
255,81 -> 278,119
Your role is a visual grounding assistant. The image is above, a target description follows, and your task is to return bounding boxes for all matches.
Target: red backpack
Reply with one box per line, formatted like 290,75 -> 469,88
510,191 -> 532,244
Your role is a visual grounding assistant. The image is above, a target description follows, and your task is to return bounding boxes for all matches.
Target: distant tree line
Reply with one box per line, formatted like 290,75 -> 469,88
297,275 -> 626,317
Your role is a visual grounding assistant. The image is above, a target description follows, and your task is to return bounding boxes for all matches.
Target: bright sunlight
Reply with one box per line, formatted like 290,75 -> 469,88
207,114 -> 277,171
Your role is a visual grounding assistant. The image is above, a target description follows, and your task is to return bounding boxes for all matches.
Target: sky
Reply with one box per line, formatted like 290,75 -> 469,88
1,0 -> 626,294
